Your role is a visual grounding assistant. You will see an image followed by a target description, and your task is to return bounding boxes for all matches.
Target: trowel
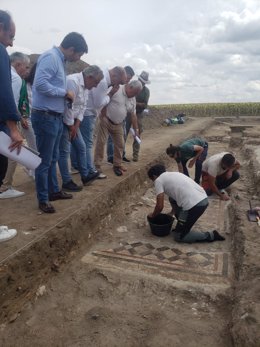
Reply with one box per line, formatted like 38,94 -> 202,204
247,200 -> 260,224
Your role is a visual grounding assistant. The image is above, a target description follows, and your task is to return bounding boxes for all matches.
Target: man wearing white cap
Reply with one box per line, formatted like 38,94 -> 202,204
131,70 -> 150,162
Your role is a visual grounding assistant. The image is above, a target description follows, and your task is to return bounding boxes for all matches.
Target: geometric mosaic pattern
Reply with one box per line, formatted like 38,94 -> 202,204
92,241 -> 229,278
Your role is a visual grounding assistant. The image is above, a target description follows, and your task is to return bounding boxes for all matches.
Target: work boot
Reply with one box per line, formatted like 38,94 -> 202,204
82,172 -> 99,185
122,156 -> 131,163
62,180 -> 82,192
39,202 -> 56,213
49,191 -> 73,201
213,230 -> 225,241
113,166 -> 123,176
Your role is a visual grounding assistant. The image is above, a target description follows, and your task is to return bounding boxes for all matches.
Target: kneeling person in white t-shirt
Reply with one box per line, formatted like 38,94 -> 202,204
201,152 -> 240,200
147,164 -> 225,243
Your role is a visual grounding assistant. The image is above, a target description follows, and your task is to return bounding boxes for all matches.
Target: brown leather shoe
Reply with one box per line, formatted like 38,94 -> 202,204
49,191 -> 73,201
39,202 -> 56,213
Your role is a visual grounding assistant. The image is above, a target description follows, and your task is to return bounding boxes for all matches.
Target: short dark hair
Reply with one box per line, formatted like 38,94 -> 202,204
61,32 -> 88,53
147,164 -> 166,179
166,144 -> 180,157
221,153 -> 235,168
25,62 -> 37,85
124,65 -> 135,78
0,10 -> 12,31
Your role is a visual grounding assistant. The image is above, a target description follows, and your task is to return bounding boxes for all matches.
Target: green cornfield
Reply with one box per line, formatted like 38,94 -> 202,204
150,102 -> 260,117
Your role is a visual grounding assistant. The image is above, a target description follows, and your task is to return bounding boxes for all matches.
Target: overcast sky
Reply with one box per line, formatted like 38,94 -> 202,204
2,0 -> 260,105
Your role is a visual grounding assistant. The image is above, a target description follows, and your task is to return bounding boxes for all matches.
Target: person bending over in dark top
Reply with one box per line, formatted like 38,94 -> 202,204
166,137 -> 208,184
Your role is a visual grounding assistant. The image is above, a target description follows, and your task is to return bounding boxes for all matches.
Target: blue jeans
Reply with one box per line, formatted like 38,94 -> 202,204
72,115 -> 96,173
181,142 -> 208,184
58,124 -> 88,183
31,111 -> 63,203
107,135 -> 114,161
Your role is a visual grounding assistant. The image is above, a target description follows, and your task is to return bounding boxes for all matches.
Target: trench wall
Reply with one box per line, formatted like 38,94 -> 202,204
0,153 -> 172,322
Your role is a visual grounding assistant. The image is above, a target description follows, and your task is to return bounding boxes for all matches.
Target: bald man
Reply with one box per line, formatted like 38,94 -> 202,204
94,80 -> 141,176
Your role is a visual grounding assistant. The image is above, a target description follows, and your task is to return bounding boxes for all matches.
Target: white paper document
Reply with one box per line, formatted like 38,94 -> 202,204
0,131 -> 41,170
130,128 -> 141,144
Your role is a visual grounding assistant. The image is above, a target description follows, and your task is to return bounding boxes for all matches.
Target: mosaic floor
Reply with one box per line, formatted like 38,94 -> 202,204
92,241 -> 230,278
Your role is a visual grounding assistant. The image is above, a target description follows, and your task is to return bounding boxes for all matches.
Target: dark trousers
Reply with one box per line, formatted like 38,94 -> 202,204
204,170 -> 240,196
169,197 -> 210,242
0,154 -> 8,188
181,143 -> 208,184
216,170 -> 240,190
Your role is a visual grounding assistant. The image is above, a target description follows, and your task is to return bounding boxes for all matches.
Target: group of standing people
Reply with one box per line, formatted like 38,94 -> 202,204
0,9 -> 151,229
1,9 -> 240,246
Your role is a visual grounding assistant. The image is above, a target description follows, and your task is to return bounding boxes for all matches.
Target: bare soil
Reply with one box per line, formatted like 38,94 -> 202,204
0,112 -> 259,346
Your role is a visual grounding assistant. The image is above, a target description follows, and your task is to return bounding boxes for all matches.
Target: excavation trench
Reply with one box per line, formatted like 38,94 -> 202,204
0,116 -> 259,346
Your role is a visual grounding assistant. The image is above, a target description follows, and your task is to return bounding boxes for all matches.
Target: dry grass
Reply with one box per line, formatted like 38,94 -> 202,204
150,102 -> 260,117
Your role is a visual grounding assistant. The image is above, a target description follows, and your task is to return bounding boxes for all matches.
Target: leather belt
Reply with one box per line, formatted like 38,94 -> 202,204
32,109 -> 62,117
106,116 -> 120,125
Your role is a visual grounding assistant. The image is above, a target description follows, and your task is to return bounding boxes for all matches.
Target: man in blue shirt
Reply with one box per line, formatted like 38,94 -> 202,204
0,11 -> 23,195
31,32 -> 88,213
0,10 -> 23,242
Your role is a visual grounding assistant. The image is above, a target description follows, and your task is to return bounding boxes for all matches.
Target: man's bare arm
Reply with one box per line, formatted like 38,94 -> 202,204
148,193 -> 164,218
6,120 -> 23,154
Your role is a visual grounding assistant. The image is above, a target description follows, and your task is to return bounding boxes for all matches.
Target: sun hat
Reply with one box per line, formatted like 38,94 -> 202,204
137,71 -> 151,84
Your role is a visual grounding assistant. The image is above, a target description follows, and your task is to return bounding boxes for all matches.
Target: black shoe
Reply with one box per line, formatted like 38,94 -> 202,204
122,157 -> 131,163
62,180 -> 82,192
113,166 -> 123,176
39,202 -> 56,213
82,171 -> 99,185
49,191 -> 73,201
107,158 -> 113,164
213,230 -> 225,241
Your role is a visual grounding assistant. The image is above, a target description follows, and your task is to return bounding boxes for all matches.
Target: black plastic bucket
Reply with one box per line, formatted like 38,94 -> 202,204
147,213 -> 174,237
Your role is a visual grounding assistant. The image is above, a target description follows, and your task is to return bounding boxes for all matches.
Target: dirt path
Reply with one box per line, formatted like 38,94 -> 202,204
0,116 -> 260,346
0,117 -> 212,263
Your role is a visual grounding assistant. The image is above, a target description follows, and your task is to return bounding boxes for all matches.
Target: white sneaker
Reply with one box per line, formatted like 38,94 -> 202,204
97,172 -> 107,179
220,189 -> 227,195
0,226 -> 17,242
0,188 -> 25,199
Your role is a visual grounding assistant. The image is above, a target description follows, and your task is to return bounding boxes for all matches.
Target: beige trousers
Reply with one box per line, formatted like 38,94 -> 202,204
3,159 -> 17,187
3,120 -> 37,188
94,116 -> 124,168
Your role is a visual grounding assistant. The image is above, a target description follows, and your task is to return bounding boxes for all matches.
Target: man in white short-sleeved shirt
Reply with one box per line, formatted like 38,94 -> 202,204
202,152 -> 240,200
147,164 -> 225,243
94,80 -> 142,177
